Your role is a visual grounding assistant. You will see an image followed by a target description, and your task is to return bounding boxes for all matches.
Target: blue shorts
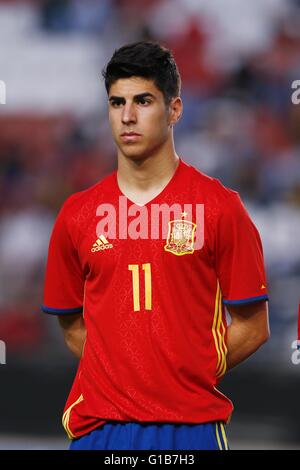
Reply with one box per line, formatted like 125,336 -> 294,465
69,421 -> 229,450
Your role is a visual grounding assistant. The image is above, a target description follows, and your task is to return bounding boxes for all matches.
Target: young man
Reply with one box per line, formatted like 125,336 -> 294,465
41,41 -> 270,450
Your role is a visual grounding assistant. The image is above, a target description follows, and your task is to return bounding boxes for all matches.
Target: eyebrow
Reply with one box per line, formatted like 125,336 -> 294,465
108,92 -> 156,102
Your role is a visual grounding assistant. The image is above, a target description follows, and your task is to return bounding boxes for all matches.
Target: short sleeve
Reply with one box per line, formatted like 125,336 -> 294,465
215,193 -> 269,305
41,199 -> 85,315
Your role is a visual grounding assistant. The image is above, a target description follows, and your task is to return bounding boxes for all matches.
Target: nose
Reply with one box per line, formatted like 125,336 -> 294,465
121,102 -> 137,125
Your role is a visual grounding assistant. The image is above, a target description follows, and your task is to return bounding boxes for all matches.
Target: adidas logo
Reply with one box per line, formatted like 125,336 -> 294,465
91,235 -> 113,252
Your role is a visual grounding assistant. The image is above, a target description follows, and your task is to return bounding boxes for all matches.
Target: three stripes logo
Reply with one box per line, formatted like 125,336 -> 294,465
91,235 -> 113,252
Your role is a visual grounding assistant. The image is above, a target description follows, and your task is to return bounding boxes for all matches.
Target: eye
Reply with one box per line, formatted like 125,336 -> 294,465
110,100 -> 123,108
137,98 -> 151,106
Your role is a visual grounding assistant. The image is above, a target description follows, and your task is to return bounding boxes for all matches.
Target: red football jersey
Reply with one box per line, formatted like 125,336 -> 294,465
42,158 -> 269,439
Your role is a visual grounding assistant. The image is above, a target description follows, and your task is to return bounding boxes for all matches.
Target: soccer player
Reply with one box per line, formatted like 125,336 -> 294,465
41,41 -> 270,450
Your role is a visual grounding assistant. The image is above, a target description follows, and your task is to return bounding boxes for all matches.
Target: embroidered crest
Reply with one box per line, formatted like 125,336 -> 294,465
164,214 -> 196,256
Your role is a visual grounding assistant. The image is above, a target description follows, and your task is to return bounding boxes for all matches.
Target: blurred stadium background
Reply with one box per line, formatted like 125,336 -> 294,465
0,0 -> 299,450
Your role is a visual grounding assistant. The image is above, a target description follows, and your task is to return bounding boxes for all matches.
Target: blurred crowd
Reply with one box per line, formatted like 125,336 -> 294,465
0,0 -> 299,364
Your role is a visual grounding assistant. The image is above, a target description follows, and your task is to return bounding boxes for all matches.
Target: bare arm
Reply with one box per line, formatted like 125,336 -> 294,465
58,313 -> 86,359
225,300 -> 270,370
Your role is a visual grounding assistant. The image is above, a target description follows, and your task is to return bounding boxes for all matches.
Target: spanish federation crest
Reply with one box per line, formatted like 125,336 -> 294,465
164,216 -> 197,256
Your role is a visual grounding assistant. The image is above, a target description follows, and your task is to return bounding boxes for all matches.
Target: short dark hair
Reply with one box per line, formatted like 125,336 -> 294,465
102,41 -> 181,105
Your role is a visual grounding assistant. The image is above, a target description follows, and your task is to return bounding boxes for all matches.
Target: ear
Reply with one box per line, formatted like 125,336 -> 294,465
168,97 -> 183,127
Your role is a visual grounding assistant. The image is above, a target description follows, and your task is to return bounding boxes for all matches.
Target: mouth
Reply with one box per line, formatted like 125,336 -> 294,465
120,132 -> 142,142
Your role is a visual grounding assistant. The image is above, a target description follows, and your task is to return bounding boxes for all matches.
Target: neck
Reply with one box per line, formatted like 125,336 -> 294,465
117,139 -> 179,192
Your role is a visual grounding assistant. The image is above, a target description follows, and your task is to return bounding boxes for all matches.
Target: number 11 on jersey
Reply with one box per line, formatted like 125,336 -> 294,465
128,263 -> 152,312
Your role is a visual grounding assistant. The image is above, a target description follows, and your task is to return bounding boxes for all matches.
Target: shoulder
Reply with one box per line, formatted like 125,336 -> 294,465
182,159 -> 239,204
61,171 -> 116,216
181,160 -> 249,235
56,171 -> 116,238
